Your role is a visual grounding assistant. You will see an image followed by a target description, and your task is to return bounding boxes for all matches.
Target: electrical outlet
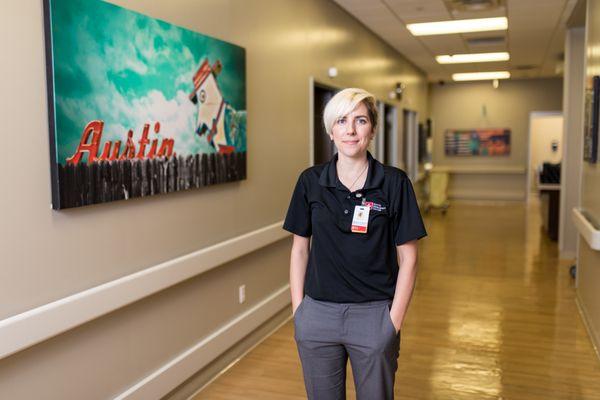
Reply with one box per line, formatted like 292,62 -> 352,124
238,284 -> 246,304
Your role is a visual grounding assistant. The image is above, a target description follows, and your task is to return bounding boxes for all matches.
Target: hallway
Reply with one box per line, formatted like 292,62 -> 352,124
194,201 -> 600,399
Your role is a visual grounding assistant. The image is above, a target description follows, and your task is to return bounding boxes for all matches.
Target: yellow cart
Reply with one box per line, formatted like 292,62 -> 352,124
424,167 -> 450,215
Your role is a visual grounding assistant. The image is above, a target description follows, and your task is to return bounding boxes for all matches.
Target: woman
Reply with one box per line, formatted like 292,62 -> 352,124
283,88 -> 427,400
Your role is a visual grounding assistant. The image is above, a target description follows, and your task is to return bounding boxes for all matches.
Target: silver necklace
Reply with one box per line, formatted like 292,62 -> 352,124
341,162 -> 368,192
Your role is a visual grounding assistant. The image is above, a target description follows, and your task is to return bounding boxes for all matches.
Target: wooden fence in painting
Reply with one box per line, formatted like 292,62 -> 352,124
57,152 -> 246,209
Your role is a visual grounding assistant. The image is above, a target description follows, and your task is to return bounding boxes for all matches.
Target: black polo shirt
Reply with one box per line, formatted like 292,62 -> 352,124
283,151 -> 427,303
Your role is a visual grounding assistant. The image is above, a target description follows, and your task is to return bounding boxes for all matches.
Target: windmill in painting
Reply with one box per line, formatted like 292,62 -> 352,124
189,59 -> 237,154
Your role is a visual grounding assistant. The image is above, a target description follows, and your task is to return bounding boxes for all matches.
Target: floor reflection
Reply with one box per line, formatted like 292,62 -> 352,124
195,200 -> 600,400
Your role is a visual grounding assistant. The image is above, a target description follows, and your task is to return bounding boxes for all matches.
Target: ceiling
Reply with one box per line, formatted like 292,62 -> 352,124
332,0 -> 579,82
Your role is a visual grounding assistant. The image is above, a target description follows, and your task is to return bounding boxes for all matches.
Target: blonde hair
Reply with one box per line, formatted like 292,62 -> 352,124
323,88 -> 378,136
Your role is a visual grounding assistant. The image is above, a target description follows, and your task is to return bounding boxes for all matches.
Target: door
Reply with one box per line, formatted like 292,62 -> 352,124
403,109 -> 419,181
374,102 -> 398,166
528,112 -> 563,196
313,84 -> 336,165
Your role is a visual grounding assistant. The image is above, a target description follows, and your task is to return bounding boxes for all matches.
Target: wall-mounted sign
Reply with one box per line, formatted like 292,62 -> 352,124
44,0 -> 247,209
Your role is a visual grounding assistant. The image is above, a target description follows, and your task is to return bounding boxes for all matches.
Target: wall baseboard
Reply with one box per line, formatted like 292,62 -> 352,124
432,166 -> 526,174
559,250 -> 576,260
449,189 -> 525,201
575,293 -> 600,363
116,285 -> 291,400
0,221 -> 288,361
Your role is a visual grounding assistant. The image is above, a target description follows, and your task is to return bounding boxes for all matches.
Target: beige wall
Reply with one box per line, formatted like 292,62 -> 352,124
429,78 -> 563,201
0,0 -> 427,398
560,27 -> 585,259
577,0 -> 600,356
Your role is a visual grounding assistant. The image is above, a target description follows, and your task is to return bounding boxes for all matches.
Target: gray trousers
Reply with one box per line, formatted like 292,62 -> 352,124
293,295 -> 401,400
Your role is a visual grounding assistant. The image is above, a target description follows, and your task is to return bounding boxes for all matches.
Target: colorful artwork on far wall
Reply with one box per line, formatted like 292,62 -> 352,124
43,0 -> 247,209
444,128 -> 511,156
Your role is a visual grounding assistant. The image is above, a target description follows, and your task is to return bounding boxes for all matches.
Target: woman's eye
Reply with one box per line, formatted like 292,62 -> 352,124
358,118 -> 368,125
337,118 -> 346,124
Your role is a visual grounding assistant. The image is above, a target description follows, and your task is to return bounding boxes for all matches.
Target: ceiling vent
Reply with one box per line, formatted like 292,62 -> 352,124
513,65 -> 536,71
466,36 -> 505,46
446,0 -> 505,12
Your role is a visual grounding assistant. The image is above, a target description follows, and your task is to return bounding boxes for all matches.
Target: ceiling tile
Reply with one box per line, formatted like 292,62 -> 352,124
332,0 -> 570,81
419,35 -> 468,55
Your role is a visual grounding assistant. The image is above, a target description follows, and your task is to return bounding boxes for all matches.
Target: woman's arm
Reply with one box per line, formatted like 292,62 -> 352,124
290,234 -> 310,315
389,239 -> 419,332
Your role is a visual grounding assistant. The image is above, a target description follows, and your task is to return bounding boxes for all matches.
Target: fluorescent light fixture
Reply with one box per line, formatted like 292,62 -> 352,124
436,52 -> 510,64
452,71 -> 511,81
407,17 -> 508,36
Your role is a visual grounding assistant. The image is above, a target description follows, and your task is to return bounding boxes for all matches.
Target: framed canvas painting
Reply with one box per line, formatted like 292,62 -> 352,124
43,0 -> 247,209
444,128 -> 511,156
583,75 -> 600,163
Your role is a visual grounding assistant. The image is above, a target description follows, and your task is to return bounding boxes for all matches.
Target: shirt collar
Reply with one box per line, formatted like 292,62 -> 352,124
318,150 -> 384,191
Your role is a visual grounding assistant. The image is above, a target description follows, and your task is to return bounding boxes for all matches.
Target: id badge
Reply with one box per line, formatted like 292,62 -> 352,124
351,205 -> 370,233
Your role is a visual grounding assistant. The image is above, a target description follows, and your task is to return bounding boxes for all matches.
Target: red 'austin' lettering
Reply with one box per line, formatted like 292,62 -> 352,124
66,120 -> 104,165
66,120 -> 176,165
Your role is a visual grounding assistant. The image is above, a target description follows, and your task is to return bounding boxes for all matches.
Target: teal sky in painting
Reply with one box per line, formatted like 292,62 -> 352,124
50,0 -> 246,163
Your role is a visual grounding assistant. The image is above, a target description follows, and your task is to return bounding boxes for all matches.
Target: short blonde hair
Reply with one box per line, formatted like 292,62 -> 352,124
323,88 -> 378,136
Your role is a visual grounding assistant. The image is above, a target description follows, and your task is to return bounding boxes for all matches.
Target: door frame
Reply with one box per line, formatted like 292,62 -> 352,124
403,108 -> 419,182
526,111 -> 563,203
375,102 -> 399,167
309,77 -> 342,166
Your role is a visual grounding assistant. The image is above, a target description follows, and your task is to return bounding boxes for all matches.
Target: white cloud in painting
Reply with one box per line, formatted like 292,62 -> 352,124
55,7 -> 223,161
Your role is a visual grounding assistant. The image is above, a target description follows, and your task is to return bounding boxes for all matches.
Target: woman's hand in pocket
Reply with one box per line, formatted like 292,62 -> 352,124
389,311 -> 401,334
292,298 -> 303,317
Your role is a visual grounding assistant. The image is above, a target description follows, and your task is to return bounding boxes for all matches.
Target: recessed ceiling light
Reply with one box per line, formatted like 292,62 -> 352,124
436,52 -> 510,64
452,71 -> 511,81
407,17 -> 508,36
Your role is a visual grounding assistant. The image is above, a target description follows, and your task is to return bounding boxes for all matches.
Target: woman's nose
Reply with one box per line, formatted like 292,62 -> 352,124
345,121 -> 356,135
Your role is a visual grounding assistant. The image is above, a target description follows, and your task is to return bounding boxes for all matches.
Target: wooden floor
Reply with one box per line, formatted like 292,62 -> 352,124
193,201 -> 600,399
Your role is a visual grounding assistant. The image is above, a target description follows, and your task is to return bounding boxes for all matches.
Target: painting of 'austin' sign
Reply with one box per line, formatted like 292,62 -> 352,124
43,0 -> 246,209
